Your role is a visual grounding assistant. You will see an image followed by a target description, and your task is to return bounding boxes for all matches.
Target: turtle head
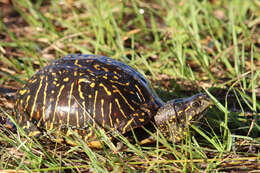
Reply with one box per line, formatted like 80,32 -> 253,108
154,93 -> 213,141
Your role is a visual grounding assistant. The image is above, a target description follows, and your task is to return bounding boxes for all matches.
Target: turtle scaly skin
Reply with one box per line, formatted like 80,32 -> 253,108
13,54 -> 213,147
155,93 -> 213,142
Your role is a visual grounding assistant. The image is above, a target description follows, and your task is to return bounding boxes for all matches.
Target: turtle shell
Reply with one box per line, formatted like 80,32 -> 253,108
14,54 -> 163,141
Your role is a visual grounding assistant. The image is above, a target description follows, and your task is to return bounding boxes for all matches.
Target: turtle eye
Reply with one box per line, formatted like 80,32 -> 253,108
191,101 -> 200,108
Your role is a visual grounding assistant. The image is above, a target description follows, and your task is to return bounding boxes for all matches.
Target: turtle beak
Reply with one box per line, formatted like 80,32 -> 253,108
195,96 -> 214,115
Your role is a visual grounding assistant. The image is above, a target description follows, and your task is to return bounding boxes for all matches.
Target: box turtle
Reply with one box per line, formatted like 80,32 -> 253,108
12,54 -> 213,147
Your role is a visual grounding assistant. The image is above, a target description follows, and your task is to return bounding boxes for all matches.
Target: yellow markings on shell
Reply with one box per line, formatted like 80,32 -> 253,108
15,98 -> 19,106
78,79 -> 85,99
93,90 -> 98,119
108,102 -> 113,127
79,72 -> 86,76
102,67 -> 109,72
67,82 -> 75,125
101,99 -> 105,127
135,84 -> 145,102
103,75 -> 108,80
35,110 -> 41,121
74,71 -> 78,77
90,83 -> 95,88
109,80 -> 130,86
112,85 -> 134,111
42,75 -> 48,122
87,69 -> 93,73
31,78 -> 37,84
93,64 -> 100,70
115,98 -> 127,118
63,77 -> 69,82
24,95 -> 31,110
51,72 -> 57,77
53,85 -> 65,125
74,59 -> 82,67
113,75 -> 119,80
99,83 -> 111,96
88,94 -> 92,98
86,58 -> 95,63
122,118 -> 134,134
30,75 -> 44,120
116,118 -> 120,125
78,79 -> 87,126
19,89 -> 27,95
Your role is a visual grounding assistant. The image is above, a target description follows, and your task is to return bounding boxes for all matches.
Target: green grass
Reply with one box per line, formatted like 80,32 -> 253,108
0,0 -> 259,172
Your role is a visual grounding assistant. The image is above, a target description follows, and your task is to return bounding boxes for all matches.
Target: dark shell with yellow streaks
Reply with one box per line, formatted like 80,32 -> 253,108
14,54 -> 163,141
